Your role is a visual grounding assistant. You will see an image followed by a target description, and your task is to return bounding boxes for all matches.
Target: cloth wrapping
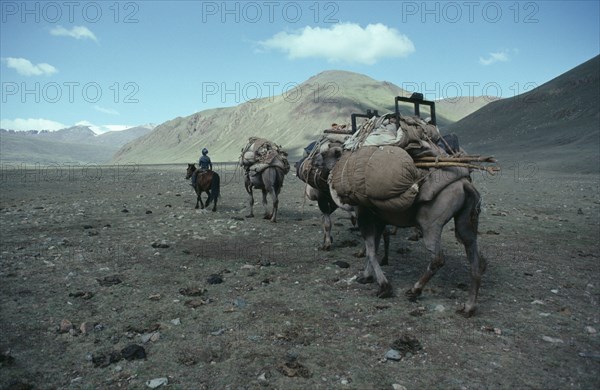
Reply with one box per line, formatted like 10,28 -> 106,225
330,145 -> 422,213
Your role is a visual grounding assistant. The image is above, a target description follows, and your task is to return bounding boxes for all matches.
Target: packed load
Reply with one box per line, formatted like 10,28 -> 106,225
240,137 -> 290,175
343,113 -> 443,155
328,112 -> 497,209
330,145 -> 422,213
296,124 -> 353,191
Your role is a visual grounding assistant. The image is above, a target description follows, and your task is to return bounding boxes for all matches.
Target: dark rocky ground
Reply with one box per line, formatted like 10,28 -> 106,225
1,162 -> 598,389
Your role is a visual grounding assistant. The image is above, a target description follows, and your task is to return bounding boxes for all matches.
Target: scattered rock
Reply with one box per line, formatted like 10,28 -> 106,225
121,344 -> 146,360
151,241 -> 170,249
97,275 -> 122,286
207,274 -> 223,284
486,230 -> 500,235
433,304 -> 445,312
409,307 -> 426,317
585,326 -> 597,334
179,287 -> 206,297
92,350 -> 122,368
80,322 -> 95,334
69,291 -> 94,300
578,351 -> 600,360
481,325 -> 502,335
385,349 -> 402,361
146,378 -> 168,388
121,209 -> 129,213
277,361 -> 311,378
59,319 -> 73,333
140,331 -> 160,343
210,328 -> 226,336
0,351 -> 15,367
542,335 -> 564,344
333,261 -> 350,269
148,294 -> 161,301
391,334 -> 422,355
184,299 -> 210,308
146,210 -> 153,214
233,298 -> 247,308
83,225 -> 94,229
577,208 -> 584,215
392,384 -> 408,390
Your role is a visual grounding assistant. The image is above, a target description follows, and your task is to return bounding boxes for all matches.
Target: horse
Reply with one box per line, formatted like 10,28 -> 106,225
185,163 -> 220,211
244,164 -> 286,223
322,146 -> 486,317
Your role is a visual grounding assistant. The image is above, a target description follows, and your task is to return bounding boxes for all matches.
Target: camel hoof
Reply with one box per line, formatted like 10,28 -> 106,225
380,256 -> 389,266
377,283 -> 393,298
353,250 -> 365,258
321,244 -> 331,251
195,205 -> 199,209
246,214 -> 254,218
456,306 -> 476,318
405,288 -> 421,302
356,275 -> 374,284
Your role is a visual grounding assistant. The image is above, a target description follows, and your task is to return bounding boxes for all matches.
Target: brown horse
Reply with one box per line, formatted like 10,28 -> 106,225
323,146 -> 486,317
185,164 -> 220,211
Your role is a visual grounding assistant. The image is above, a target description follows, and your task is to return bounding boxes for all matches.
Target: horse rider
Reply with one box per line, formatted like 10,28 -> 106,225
192,147 -> 213,188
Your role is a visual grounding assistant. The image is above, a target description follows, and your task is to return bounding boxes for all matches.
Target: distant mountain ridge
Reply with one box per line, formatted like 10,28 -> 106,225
0,125 -> 154,164
112,70 -> 493,164
449,55 -> 599,173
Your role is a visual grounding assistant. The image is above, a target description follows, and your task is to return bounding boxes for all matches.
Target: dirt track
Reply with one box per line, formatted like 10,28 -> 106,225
1,163 -> 599,389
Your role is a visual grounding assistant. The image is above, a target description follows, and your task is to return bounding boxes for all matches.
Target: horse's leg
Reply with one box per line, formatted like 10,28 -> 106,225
455,182 -> 485,317
199,191 -> 206,209
194,188 -> 200,209
356,207 -> 391,298
211,193 -> 218,212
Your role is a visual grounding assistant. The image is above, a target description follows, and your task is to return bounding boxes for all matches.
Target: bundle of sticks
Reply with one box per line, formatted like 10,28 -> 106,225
413,155 -> 500,175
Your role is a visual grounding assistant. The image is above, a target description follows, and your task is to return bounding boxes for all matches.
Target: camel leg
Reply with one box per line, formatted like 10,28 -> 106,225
406,223 -> 444,301
246,187 -> 255,218
269,187 -> 279,222
321,213 -> 333,250
262,189 -> 271,220
455,185 -> 485,317
356,208 -> 391,298
381,226 -> 394,266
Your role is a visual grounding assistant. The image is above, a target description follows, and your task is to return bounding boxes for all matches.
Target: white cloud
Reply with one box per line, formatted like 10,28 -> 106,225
259,23 -> 415,65
94,105 -> 120,115
2,57 -> 58,76
50,25 -> 98,42
479,51 -> 510,66
0,118 -> 66,131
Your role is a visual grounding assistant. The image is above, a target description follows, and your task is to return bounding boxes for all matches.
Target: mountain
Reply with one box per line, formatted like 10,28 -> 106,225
113,70 -> 492,164
0,125 -> 153,164
448,55 -> 600,173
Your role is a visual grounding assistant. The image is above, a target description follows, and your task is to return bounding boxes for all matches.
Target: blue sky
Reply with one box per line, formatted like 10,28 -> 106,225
1,0 -> 598,133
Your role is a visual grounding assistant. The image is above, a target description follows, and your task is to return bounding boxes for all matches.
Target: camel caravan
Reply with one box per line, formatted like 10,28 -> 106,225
188,93 -> 499,316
